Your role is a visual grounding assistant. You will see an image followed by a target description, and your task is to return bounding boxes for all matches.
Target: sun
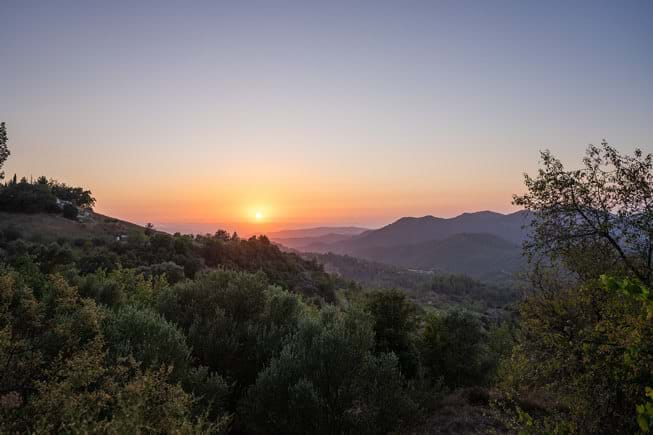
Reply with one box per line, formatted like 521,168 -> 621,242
255,211 -> 264,221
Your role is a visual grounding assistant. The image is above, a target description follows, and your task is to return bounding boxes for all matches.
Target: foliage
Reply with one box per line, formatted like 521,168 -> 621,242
422,311 -> 485,389
77,267 -> 168,308
0,122 -> 9,179
366,289 -> 421,378
158,270 -> 307,409
637,387 -> 653,433
503,142 -> 653,433
102,305 -> 192,380
0,176 -> 95,214
62,203 -> 78,220
310,252 -> 519,309
482,321 -> 514,384
514,142 -> 653,285
102,230 -> 339,300
198,234 -> 338,302
241,306 -> 417,434
502,278 -> 653,433
428,273 -> 519,306
0,195 -> 524,432
603,275 -> 653,318
49,180 -> 96,208
137,260 -> 186,284
602,276 -> 653,433
0,271 -> 223,433
0,177 -> 59,213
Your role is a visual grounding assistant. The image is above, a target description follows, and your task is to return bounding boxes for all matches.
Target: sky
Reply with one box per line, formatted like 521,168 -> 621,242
2,0 -> 653,234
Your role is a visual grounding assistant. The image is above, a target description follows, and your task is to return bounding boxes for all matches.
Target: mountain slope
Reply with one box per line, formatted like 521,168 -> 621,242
0,210 -> 146,242
329,211 -> 530,254
360,233 -> 524,283
267,226 -> 368,239
268,226 -> 370,252
281,211 -> 531,284
274,233 -> 356,251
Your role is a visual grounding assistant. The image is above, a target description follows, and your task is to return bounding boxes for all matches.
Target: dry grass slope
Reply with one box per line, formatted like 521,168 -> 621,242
0,211 -> 145,242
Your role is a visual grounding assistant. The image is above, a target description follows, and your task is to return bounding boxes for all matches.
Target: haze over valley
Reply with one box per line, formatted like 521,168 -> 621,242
270,211 -> 530,284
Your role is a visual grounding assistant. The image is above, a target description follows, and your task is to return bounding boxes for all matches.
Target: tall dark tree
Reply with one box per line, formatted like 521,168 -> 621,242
422,311 -> 484,388
366,289 -> 420,378
0,122 -> 10,179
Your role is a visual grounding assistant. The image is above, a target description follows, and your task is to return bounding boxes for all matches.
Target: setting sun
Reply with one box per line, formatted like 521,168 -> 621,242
255,211 -> 264,221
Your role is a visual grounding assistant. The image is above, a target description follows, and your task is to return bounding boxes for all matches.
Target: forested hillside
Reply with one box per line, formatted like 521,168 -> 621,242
1,123 -> 653,434
306,252 -> 520,313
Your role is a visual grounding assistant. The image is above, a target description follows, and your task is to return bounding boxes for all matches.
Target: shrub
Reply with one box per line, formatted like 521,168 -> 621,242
62,203 -> 78,220
102,305 -> 192,380
242,306 -> 417,435
0,272 -> 221,433
366,289 -> 421,378
158,269 -> 307,405
422,311 -> 484,389
501,280 -> 653,433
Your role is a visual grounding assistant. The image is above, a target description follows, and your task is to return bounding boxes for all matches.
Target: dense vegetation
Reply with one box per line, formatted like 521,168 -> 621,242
309,252 -> 520,311
0,175 -> 95,214
303,211 -> 528,285
1,122 -> 652,433
0,236 -> 510,433
502,141 -> 653,433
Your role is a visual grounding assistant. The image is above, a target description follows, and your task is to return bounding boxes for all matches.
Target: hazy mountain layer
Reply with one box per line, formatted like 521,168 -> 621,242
271,211 -> 531,284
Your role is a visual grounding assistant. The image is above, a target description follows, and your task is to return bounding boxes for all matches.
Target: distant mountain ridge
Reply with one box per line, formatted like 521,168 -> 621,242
332,210 -> 530,251
267,226 -> 369,251
269,211 -> 531,284
267,226 -> 369,239
273,233 -> 358,252
359,232 -> 524,284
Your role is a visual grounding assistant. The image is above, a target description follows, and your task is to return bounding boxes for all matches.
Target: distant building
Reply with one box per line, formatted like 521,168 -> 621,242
55,198 -> 73,209
78,207 -> 92,221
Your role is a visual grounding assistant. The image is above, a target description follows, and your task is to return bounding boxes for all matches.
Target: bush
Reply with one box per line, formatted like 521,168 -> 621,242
77,249 -> 120,274
158,269 -> 307,405
0,177 -> 94,213
241,306 -> 417,435
366,289 -> 421,378
1,224 -> 22,242
0,271 -> 221,433
78,268 -> 168,308
62,203 -> 78,220
137,261 -> 186,284
422,311 -> 484,389
102,305 -> 192,380
501,281 -> 653,433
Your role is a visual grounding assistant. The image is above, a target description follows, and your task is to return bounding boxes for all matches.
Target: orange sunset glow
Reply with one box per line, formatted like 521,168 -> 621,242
4,1 -> 652,238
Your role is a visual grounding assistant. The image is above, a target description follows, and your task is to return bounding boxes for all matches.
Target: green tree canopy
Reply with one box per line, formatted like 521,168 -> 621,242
505,142 -> 653,433
242,306 -> 417,435
514,141 -> 653,284
422,311 -> 484,389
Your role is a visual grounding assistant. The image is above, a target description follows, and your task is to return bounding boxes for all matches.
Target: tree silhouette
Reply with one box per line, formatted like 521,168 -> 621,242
0,122 -> 10,179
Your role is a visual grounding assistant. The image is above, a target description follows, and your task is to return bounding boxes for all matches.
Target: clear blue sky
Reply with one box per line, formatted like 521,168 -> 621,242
2,1 -> 652,230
